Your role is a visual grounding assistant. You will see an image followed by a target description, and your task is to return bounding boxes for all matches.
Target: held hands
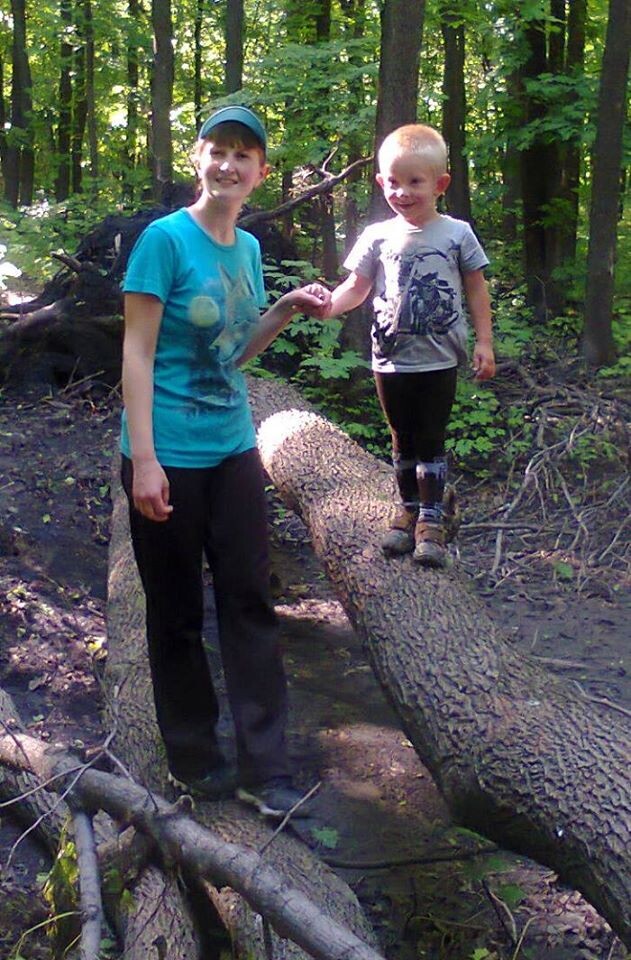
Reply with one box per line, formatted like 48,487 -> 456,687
282,282 -> 331,318
132,458 -> 173,522
472,341 -> 496,381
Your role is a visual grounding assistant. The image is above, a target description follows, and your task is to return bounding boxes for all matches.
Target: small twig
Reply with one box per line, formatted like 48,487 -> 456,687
511,915 -> 536,959
570,680 -> 631,719
482,880 -> 518,946
258,781 -> 322,855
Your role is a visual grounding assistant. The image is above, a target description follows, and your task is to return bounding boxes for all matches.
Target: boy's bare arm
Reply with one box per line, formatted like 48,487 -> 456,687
463,270 -> 495,381
319,271 -> 373,318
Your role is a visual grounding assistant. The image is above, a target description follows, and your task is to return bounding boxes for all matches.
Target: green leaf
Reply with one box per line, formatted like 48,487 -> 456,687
496,883 -> 525,907
310,826 -> 339,849
553,561 -> 574,580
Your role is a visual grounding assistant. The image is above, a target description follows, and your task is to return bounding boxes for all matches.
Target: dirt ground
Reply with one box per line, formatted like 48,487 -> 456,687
0,374 -> 629,960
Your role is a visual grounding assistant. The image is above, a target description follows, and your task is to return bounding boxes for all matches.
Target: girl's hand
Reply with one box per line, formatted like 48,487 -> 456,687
132,459 -> 173,522
285,283 -> 331,318
472,342 -> 496,381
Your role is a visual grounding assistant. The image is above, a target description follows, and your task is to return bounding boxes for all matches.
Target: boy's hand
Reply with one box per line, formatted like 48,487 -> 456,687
132,458 -> 173,522
472,341 -> 496,381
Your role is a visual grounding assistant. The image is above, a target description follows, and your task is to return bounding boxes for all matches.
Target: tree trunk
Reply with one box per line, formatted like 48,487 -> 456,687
83,0 -> 98,181
248,377 -> 631,947
6,0 -> 34,207
193,0 -> 204,124
559,0 -> 587,267
582,0 -> 630,366
225,0 -> 244,94
440,5 -> 472,223
150,0 -> 174,199
71,1 -> 87,194
371,0 -> 425,219
103,460 -> 381,960
519,18 -> 557,320
55,0 -> 73,201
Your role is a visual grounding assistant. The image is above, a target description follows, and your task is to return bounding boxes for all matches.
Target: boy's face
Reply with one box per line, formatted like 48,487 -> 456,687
196,130 -> 268,205
376,151 -> 450,226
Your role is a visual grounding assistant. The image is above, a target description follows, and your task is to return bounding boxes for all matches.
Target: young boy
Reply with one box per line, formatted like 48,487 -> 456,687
121,105 -> 328,817
319,123 -> 495,568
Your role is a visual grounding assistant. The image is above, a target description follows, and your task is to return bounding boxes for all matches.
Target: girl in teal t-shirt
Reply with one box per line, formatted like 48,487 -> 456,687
120,105 -> 329,818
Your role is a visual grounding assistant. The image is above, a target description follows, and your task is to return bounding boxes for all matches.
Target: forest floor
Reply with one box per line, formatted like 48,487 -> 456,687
0,359 -> 629,960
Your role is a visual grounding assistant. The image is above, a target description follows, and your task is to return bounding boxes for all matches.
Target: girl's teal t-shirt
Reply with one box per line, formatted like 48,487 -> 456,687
121,209 -> 267,468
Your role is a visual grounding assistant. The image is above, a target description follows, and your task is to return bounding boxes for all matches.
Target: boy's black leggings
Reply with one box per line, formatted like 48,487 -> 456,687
374,367 -> 458,517
121,448 -> 289,787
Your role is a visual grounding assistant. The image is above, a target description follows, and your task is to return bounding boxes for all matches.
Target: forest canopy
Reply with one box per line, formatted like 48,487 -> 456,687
0,0 -> 629,368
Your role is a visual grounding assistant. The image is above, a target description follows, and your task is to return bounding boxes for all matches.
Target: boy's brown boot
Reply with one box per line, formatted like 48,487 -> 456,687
413,520 -> 447,568
381,505 -> 418,555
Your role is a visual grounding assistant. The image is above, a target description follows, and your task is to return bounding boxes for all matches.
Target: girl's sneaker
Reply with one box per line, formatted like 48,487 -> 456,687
236,778 -> 313,819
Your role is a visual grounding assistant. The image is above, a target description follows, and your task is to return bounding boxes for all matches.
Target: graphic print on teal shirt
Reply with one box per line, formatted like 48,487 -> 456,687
188,263 -> 261,411
121,209 -> 267,467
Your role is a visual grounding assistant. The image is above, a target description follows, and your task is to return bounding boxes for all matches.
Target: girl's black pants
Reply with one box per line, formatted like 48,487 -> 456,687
121,448 -> 289,787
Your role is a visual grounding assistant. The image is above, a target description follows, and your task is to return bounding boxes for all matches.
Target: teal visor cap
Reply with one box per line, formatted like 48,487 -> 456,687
198,106 -> 267,150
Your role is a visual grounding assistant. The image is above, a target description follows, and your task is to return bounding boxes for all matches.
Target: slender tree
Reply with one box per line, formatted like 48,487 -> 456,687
83,0 -> 97,181
371,0 -> 425,217
150,0 -> 174,198
583,0 -> 631,365
440,3 -> 472,223
193,0 -> 204,123
560,0 -> 587,266
71,0 -> 88,194
5,0 -> 34,207
55,0 -> 73,201
225,0 -> 244,94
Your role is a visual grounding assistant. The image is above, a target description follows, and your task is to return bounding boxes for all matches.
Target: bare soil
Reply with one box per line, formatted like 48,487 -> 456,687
0,374 -> 628,960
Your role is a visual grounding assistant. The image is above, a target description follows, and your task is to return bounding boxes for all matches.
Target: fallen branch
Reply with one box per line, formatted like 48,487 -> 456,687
0,731 -> 384,960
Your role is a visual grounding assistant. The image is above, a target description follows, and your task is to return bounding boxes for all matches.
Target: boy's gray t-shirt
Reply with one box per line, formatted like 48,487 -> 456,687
344,214 -> 489,373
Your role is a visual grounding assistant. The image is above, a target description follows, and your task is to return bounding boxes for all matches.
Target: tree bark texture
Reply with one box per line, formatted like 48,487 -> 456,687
105,461 -> 381,960
247,377 -> 631,947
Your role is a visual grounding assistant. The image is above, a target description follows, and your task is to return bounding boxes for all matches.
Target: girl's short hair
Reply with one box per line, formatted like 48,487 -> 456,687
378,124 -> 448,175
192,121 -> 266,166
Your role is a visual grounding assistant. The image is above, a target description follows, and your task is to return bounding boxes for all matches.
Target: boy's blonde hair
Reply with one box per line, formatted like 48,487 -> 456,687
378,124 -> 448,176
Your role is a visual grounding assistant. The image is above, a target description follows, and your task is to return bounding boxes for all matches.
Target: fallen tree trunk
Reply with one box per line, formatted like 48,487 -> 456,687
104,457 -> 381,960
247,377 -> 631,947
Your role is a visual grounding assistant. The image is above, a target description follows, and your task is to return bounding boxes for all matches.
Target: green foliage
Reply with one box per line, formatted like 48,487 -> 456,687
447,380 -> 505,461
0,195 -> 115,286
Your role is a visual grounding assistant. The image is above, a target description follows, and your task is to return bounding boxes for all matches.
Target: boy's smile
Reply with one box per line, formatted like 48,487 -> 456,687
377,153 -> 450,227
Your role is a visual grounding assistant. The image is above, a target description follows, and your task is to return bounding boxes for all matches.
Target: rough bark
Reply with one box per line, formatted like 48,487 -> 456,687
104,460 -> 381,960
247,377 -> 631,947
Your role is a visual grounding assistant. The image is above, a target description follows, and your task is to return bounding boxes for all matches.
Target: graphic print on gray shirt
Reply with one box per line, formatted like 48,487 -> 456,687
344,214 -> 489,373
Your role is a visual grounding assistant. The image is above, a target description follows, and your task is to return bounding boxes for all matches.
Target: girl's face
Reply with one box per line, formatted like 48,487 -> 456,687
195,136 -> 268,205
376,152 -> 450,226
